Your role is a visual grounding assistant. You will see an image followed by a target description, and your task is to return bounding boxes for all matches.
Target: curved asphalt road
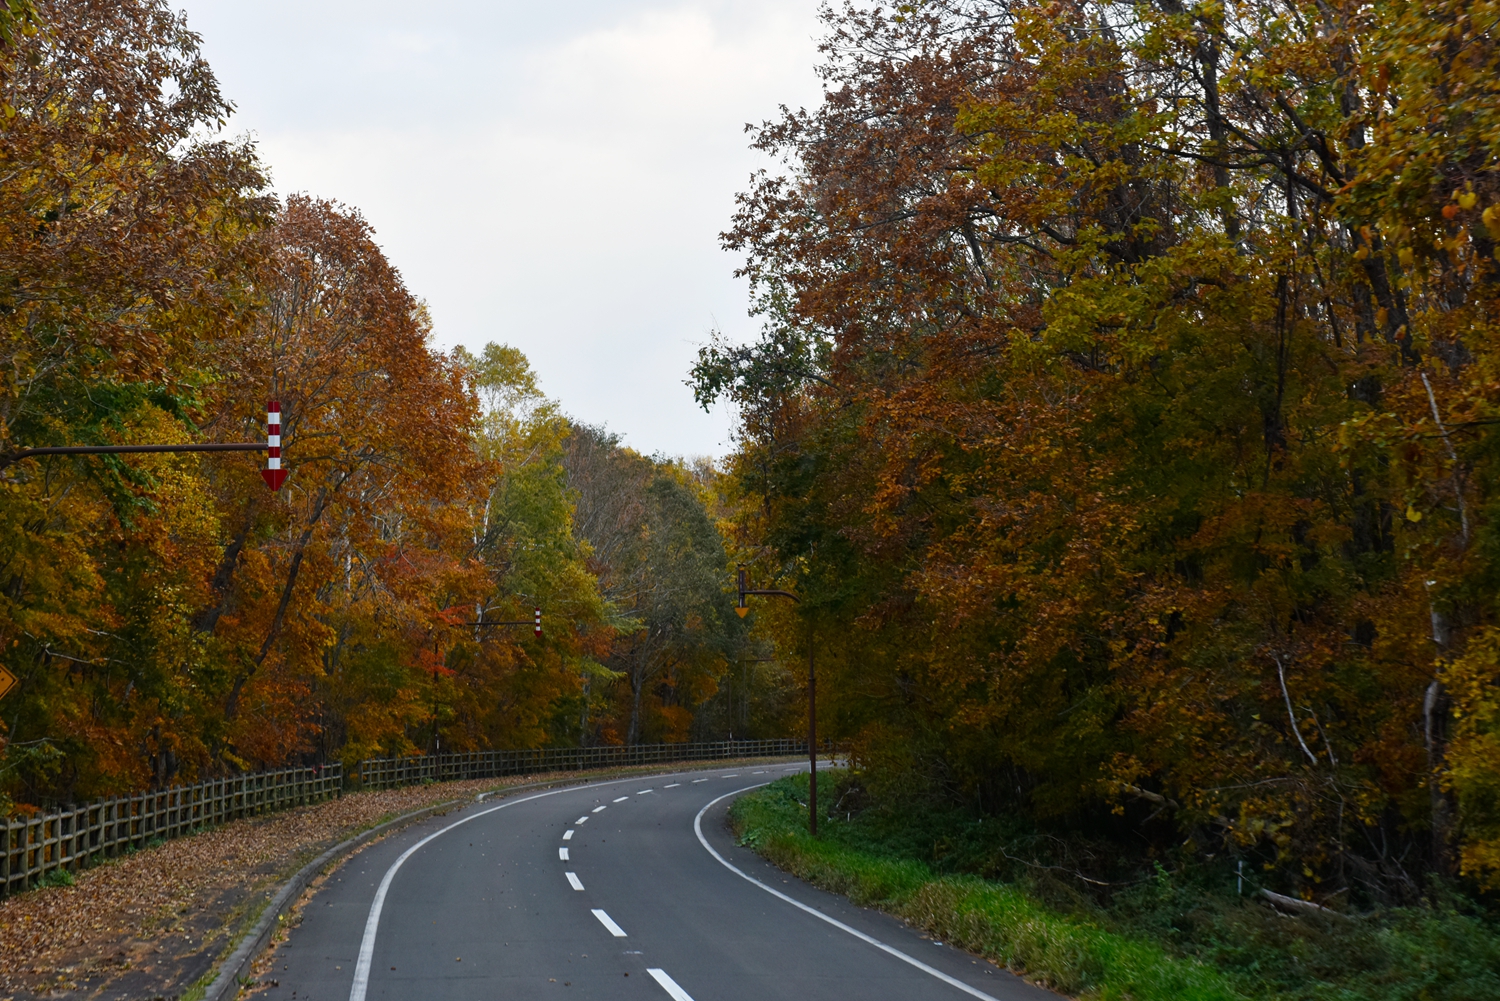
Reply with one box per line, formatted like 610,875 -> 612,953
259,764 -> 1057,1001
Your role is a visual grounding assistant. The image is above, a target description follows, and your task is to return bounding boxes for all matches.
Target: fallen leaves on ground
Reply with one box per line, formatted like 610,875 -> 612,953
0,772 -> 552,999
0,757 -> 799,999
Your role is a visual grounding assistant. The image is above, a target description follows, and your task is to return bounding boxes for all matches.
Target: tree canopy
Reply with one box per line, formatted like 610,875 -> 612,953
0,0 -> 757,812
695,0 -> 1500,903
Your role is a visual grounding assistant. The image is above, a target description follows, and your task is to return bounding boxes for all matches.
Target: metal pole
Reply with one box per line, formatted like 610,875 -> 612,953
808,634 -> 817,836
1,441 -> 264,466
735,567 -> 816,835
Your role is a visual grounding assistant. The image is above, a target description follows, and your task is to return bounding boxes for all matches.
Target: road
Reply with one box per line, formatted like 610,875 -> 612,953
258,763 -> 1057,1001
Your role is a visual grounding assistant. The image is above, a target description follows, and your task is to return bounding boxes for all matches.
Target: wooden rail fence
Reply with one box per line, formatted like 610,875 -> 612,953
1,765 -> 342,897
355,738 -> 820,789
1,739 -> 820,896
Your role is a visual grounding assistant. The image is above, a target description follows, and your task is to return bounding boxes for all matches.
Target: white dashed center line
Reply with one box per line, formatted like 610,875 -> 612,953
563,830 -> 574,840
664,783 -> 681,788
691,778 -> 708,783
752,771 -> 766,775
722,774 -> 739,778
613,796 -> 629,803
592,805 -> 607,813
577,817 -> 589,824
591,909 -> 627,937
565,872 -> 584,891
648,968 -> 698,1001
637,789 -> 652,795
558,847 -> 570,861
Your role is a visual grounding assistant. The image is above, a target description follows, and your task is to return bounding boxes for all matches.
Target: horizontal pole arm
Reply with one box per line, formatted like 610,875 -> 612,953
1,442 -> 265,471
743,588 -> 800,602
458,621 -> 533,627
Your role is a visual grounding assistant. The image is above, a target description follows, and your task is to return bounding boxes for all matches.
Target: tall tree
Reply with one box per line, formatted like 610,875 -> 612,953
564,427 -> 743,744
697,0 -> 1500,902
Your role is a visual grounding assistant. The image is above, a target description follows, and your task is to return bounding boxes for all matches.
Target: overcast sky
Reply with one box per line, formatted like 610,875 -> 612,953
174,1 -> 826,460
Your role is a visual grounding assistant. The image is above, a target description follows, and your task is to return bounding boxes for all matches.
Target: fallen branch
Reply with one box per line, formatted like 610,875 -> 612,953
1260,888 -> 1346,919
1117,782 -> 1180,810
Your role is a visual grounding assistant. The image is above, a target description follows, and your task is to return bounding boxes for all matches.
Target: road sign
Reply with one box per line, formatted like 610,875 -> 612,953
534,607 -> 542,638
261,400 -> 287,491
0,666 -> 17,700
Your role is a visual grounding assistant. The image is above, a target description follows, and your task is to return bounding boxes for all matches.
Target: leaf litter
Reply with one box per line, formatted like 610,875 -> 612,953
0,772 -> 554,999
0,757 -> 794,999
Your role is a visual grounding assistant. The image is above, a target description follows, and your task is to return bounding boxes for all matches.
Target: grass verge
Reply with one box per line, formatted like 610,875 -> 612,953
732,774 -> 1500,1000
731,774 -> 1244,1000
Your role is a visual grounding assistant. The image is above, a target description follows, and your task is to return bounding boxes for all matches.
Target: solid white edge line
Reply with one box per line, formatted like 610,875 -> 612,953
648,967 -> 697,1001
566,871 -> 584,891
591,908 -> 628,937
349,770 -> 684,1001
693,785 -> 1001,1001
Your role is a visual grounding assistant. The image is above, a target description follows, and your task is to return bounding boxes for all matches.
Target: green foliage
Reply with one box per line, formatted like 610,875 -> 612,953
734,775 -> 1500,1001
700,0 -> 1500,907
732,776 -> 1246,1000
39,866 -> 74,888
562,425 -> 749,745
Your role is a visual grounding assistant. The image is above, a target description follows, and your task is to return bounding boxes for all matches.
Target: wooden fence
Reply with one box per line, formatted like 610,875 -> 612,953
355,738 -> 819,790
1,765 -> 342,897
0,739 -> 821,896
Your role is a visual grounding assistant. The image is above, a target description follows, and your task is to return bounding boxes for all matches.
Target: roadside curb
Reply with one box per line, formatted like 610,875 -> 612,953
202,796 -> 462,1001
201,757 -> 809,999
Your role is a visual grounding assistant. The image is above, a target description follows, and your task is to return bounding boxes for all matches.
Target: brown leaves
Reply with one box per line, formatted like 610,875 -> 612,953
0,775 -> 537,997
705,0 -> 1500,900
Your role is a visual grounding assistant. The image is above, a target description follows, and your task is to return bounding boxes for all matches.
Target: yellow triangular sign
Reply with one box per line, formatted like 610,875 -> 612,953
0,666 -> 17,700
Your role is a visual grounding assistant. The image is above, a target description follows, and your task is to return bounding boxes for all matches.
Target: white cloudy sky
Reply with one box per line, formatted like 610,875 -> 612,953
174,1 -> 826,459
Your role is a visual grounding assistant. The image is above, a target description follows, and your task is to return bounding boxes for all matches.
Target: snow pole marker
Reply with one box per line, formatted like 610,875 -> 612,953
534,608 -> 542,638
261,400 -> 287,491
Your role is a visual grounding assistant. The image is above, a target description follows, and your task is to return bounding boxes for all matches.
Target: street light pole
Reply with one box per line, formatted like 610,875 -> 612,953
807,636 -> 816,835
736,564 -> 819,836
2,399 -> 289,495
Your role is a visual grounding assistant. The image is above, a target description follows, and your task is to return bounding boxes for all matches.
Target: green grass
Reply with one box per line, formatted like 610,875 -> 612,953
730,774 -> 1500,1001
732,776 -> 1244,1000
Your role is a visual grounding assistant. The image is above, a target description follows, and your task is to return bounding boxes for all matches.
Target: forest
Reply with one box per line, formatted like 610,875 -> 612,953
5,0 -> 1500,929
0,0 -> 794,814
692,0 -> 1500,910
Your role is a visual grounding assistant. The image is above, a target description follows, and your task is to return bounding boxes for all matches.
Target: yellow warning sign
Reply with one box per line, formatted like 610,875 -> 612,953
0,667 -> 17,700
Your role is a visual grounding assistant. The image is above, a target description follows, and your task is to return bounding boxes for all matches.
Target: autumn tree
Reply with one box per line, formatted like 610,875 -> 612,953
563,427 -> 744,744
0,0 -> 268,804
698,0 -> 1500,902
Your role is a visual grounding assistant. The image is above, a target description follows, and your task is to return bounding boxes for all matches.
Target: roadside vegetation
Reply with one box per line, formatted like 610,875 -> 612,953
0,0 -> 798,814
7,0 -> 1500,989
695,0 -> 1500,951
733,774 -> 1500,1000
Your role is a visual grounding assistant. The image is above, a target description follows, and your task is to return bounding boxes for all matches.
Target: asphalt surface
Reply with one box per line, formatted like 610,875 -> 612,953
258,764 -> 1057,1001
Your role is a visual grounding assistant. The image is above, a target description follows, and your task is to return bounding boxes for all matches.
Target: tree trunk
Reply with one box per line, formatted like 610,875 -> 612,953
627,670 -> 644,745
192,500 -> 258,635
1425,676 -> 1455,876
225,487 -> 330,719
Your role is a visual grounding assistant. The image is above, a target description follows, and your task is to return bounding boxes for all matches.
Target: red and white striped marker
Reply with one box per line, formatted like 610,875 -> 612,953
534,607 -> 542,638
261,400 -> 287,491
